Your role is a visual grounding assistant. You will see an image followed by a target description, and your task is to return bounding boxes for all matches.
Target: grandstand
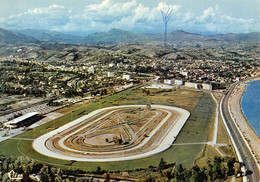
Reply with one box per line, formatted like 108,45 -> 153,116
3,112 -> 41,129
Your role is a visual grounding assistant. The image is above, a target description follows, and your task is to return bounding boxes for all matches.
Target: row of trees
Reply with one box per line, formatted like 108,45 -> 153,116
0,155 -> 242,182
0,83 -> 46,97
143,156 -> 242,182
0,155 -> 82,182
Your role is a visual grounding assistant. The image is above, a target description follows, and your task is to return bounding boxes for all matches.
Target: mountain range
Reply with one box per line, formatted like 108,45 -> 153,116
1,27 -> 259,45
0,28 -> 38,44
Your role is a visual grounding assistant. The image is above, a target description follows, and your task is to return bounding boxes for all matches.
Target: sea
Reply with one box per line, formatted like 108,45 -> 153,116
241,80 -> 260,137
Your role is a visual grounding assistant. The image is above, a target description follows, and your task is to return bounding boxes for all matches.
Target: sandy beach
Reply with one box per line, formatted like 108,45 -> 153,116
229,78 -> 260,166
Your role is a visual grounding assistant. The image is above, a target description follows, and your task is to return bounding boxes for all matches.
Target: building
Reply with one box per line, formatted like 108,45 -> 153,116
122,74 -> 131,80
185,82 -> 198,89
88,66 -> 95,74
164,79 -> 174,84
107,72 -> 115,77
174,79 -> 183,85
109,63 -> 115,67
180,71 -> 189,77
3,112 -> 40,129
202,83 -> 212,91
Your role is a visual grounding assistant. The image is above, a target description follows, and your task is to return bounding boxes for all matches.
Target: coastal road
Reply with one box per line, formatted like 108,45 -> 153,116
221,82 -> 260,182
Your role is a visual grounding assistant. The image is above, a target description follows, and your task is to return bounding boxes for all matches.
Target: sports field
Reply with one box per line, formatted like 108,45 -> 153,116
33,105 -> 190,161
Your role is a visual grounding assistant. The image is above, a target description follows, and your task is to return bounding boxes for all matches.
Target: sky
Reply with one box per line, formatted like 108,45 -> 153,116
0,0 -> 259,35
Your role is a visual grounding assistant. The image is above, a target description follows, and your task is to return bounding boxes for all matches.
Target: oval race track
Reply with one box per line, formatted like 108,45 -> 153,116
33,105 -> 190,162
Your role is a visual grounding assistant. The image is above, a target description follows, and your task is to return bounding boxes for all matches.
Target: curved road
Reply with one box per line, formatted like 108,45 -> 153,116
221,82 -> 260,182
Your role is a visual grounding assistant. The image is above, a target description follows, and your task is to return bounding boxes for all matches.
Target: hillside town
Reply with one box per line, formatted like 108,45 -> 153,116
0,42 -> 259,103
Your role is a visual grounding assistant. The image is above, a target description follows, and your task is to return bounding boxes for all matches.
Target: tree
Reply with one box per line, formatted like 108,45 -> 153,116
206,161 -> 214,181
104,173 -> 110,182
96,166 -> 103,175
142,172 -> 156,182
224,157 -> 236,175
233,162 -> 241,176
39,165 -> 51,182
191,165 -> 200,182
220,162 -> 228,179
158,158 -> 167,170
145,90 -> 150,96
213,156 -> 222,179
174,164 -> 185,181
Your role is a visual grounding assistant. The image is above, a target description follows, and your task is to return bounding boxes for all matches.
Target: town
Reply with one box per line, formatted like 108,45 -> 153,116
0,42 -> 258,104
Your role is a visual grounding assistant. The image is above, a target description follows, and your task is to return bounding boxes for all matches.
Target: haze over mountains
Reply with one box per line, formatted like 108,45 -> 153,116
0,28 -> 38,44
0,27 -> 260,45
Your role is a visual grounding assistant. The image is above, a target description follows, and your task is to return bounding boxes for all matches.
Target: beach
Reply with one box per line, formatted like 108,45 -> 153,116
229,78 -> 260,167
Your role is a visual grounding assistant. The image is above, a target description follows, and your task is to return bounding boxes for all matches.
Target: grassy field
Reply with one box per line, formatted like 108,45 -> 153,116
217,115 -> 236,157
0,85 -> 219,171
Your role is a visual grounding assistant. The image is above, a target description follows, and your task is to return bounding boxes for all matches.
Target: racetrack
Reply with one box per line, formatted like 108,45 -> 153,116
33,105 -> 190,162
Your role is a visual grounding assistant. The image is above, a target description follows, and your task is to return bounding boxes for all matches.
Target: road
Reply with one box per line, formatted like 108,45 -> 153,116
0,100 -> 48,116
221,82 -> 260,182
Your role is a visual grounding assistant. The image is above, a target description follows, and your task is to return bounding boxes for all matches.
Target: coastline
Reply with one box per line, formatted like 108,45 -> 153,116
229,77 -> 260,166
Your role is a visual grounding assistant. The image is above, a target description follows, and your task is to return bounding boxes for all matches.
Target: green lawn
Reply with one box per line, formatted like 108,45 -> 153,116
0,86 -> 215,171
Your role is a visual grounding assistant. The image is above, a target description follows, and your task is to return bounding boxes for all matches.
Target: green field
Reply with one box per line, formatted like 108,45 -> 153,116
0,85 -> 216,171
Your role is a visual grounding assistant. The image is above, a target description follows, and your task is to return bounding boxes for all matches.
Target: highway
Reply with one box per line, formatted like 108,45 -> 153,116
221,82 -> 260,182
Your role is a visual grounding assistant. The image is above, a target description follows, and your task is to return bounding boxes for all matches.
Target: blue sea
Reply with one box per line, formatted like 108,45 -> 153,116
241,80 -> 260,136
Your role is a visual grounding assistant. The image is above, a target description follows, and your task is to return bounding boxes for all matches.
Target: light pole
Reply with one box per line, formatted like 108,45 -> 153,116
161,8 -> 173,47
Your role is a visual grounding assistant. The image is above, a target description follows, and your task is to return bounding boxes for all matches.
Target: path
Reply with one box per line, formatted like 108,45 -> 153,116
211,93 -> 219,145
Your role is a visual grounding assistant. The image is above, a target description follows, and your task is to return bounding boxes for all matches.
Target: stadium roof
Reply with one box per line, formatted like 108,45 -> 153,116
5,112 -> 39,125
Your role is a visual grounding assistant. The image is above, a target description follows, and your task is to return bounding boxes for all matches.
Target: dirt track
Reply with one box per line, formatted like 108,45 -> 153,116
33,105 -> 190,162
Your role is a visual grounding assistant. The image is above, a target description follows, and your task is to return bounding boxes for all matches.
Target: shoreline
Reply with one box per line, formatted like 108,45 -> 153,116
229,77 -> 260,166
240,79 -> 260,137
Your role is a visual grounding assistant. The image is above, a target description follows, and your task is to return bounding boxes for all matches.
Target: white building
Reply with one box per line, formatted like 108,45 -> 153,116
185,82 -> 198,89
109,63 -> 115,67
117,62 -> 124,68
180,71 -> 189,77
202,83 -> 212,91
123,74 -> 131,80
88,66 -> 95,74
174,80 -> 183,85
164,79 -> 174,84
107,72 -> 115,77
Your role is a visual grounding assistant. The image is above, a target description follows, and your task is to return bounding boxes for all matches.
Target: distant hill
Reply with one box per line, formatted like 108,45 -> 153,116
0,28 -> 38,44
1,27 -> 260,45
81,28 -> 150,44
211,32 -> 260,42
14,29 -> 83,44
83,29 -> 260,44
152,30 -> 260,42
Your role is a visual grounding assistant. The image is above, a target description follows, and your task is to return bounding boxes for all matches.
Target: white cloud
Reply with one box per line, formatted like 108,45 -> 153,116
168,4 -> 260,34
157,2 -> 181,12
1,4 -> 70,30
0,0 -> 259,34
199,7 -> 216,22
79,0 -> 181,33
24,4 -> 64,15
